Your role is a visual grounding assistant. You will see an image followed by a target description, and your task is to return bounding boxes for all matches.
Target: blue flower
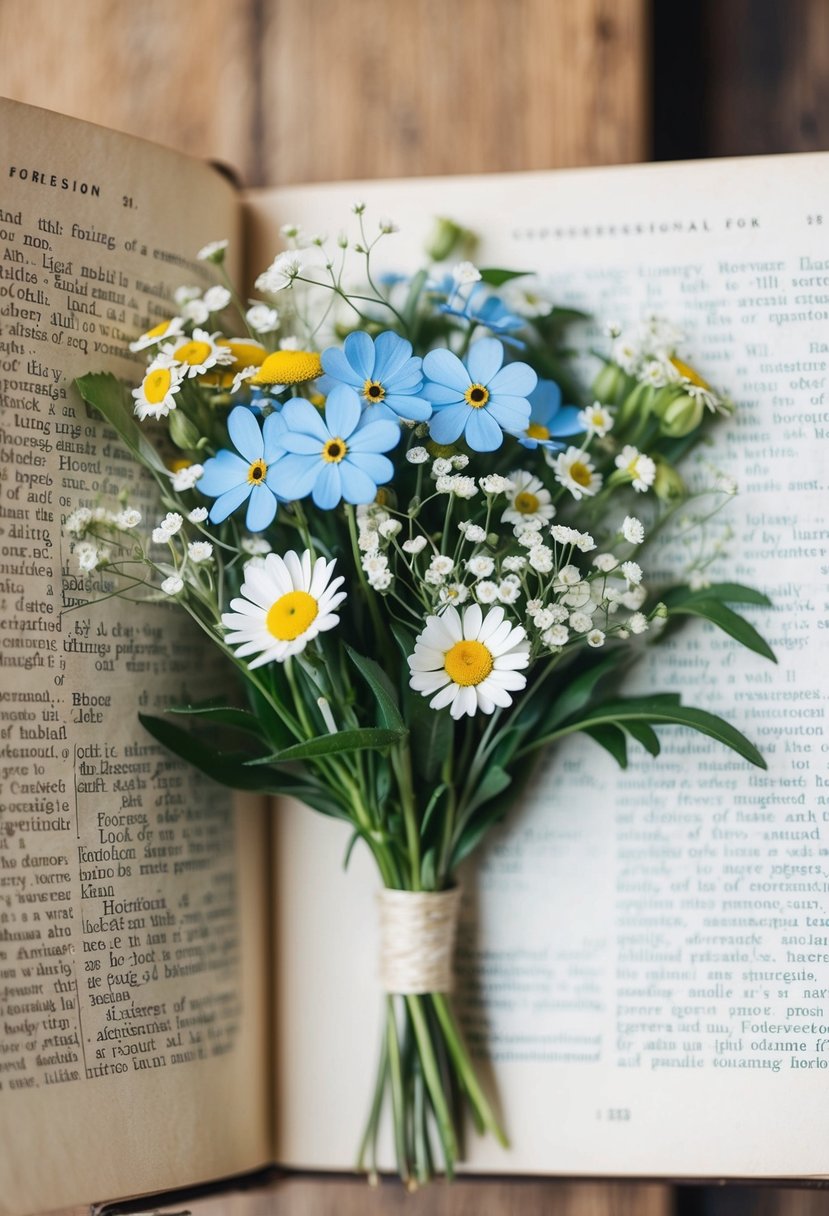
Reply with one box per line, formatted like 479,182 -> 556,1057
514,379 -> 583,450
272,385 -> 400,509
320,330 -> 431,423
421,338 -> 536,452
198,406 -> 285,531
441,284 -> 525,342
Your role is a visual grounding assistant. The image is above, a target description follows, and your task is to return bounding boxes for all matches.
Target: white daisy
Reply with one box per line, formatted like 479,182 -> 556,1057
438,582 -> 470,606
408,604 -> 530,719
167,329 -> 235,378
577,402 -> 613,437
129,317 -> 185,353
222,550 -> 346,667
551,446 -> 602,500
502,471 -> 555,527
615,445 -> 656,493
132,355 -> 185,421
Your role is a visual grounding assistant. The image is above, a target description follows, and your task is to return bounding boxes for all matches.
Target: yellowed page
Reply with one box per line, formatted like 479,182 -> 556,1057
0,100 -> 270,1216
251,156 -> 829,1180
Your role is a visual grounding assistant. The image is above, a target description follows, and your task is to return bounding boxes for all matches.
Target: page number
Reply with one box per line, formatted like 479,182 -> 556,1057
596,1108 -> 632,1121
122,195 -> 135,209
807,214 -> 823,225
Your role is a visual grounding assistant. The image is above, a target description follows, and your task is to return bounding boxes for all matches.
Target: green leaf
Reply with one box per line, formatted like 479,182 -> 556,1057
168,408 -> 202,450
420,848 -> 437,891
420,783 -> 448,841
623,721 -> 661,757
450,799 -> 510,867
539,655 -> 624,733
166,699 -> 266,738
74,373 -> 169,480
407,686 -> 453,785
584,724 -> 628,768
247,725 -> 405,765
478,267 -> 529,287
668,600 -> 776,662
463,765 -> 511,819
662,582 -> 772,608
345,645 -> 406,732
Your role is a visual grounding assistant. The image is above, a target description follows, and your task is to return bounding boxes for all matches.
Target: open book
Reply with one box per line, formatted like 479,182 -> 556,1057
1,97 -> 827,1215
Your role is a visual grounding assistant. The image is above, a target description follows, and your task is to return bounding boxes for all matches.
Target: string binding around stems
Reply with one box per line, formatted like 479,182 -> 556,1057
377,887 -> 462,995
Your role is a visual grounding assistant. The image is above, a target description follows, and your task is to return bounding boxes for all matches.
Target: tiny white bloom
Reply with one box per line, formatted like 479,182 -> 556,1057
255,250 -> 303,294
587,628 -> 606,648
160,511 -> 183,536
280,223 -> 300,239
466,555 -> 495,579
622,585 -> 648,610
115,508 -> 141,529
188,507 -> 209,523
432,457 -> 453,477
575,531 -> 597,553
378,519 -> 402,539
402,536 -> 428,555
181,298 -> 210,325
622,515 -> 645,544
75,541 -> 100,572
451,453 -> 469,469
379,217 -> 399,234
64,506 -> 92,536
203,285 -> 231,312
527,545 -> 554,573
615,445 -> 656,493
171,463 -> 204,491
502,470 -> 555,528
367,568 -> 393,590
497,580 -> 521,605
593,553 -> 619,572
552,446 -> 602,500
363,554 -> 389,576
557,564 -> 581,586
442,475 -> 477,499
628,612 -> 649,634
532,608 -> 555,630
188,541 -> 214,563
439,582 -> 470,605
526,598 -> 543,614
241,535 -> 272,555
502,555 -> 526,573
475,580 -> 499,603
246,303 -> 280,333
612,336 -> 641,374
621,560 -> 643,586
197,239 -> 229,262
569,612 -> 592,633
641,358 -> 672,388
279,336 -> 302,351
161,575 -> 184,596
429,555 -> 455,577
543,624 -> 570,647
408,604 -> 530,719
480,473 -> 513,496
689,569 -> 711,591
459,522 -> 487,543
452,261 -> 481,284
406,446 -> 429,464
577,402 -> 613,437
550,524 -> 581,546
152,527 -> 171,545
174,285 -> 202,306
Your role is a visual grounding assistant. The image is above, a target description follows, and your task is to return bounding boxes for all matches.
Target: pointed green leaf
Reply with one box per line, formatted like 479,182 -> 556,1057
669,600 -> 776,662
247,725 -> 405,764
584,724 -> 628,768
539,655 -> 624,732
478,268 -> 529,287
463,765 -> 511,818
663,582 -> 772,608
74,373 -> 169,479
345,645 -> 406,731
166,700 -> 266,738
623,721 -> 661,757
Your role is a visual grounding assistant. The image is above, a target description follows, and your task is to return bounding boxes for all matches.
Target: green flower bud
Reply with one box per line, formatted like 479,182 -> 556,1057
425,217 -> 478,263
168,409 -> 202,450
653,459 -> 686,502
653,602 -> 669,619
658,392 -> 704,438
591,361 -> 628,405
617,381 -> 655,427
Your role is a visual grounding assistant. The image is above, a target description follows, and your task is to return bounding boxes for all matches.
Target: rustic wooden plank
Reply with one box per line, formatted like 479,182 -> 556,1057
259,0 -> 649,184
0,0 -> 259,184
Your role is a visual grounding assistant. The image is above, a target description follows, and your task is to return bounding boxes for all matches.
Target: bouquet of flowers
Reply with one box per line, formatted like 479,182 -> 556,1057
72,209 -> 772,1187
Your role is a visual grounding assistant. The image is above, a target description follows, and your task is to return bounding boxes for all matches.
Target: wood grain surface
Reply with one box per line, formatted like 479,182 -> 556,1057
0,2 -> 821,1213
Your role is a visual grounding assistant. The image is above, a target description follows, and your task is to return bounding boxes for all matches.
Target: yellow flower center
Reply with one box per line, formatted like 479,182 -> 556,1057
670,357 -> 709,390
526,422 -> 550,440
247,459 -> 268,485
514,490 -> 540,514
252,350 -> 323,386
175,339 -> 212,367
145,320 -> 172,339
265,590 -> 319,641
144,367 -> 172,404
569,461 -> 592,488
464,383 -> 489,409
444,639 -> 494,687
322,438 -> 347,463
219,339 -> 266,370
168,458 -> 191,473
363,379 -> 386,402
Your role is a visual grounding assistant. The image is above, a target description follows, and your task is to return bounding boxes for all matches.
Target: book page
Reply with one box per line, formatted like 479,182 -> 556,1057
0,101 -> 271,1216
249,155 -> 829,1179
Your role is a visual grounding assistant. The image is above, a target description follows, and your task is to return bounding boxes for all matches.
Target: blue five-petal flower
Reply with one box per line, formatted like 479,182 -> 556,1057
421,338 -> 536,452
515,378 -> 583,450
271,385 -> 400,510
320,330 -> 431,423
198,406 -> 284,531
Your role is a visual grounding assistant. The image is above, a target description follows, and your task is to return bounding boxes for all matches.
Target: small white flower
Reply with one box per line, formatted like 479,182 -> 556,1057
188,541 -> 214,563
432,457 -> 453,477
406,446 -> 429,465
367,567 -> 393,590
64,507 -> 92,536
621,560 -> 643,586
402,536 -> 428,555
622,585 -> 648,610
160,511 -> 183,536
502,555 -> 526,573
452,261 -> 481,285
459,522 -> 487,543
550,525 -> 581,546
115,508 -> 141,529
280,222 -> 300,239
203,285 -> 231,313
174,285 -> 202,306
575,531 -> 596,553
429,555 -> 455,577
439,475 -> 477,499
560,583 -> 594,611
75,541 -> 99,572
641,358 -> 672,388
363,553 -> 389,576
615,445 -> 656,493
181,298 -> 210,325
475,580 -> 499,603
612,336 -> 641,374
593,553 -> 619,572
132,354 -> 186,421
188,507 -> 209,524
502,470 -> 555,528
552,446 -> 602,500
532,608 -> 555,630
543,624 -> 570,648
379,519 -> 402,539
279,336 -> 302,351
628,612 -> 649,634
408,604 -> 530,719
197,239 -> 229,262
439,582 -> 470,605
466,555 -> 495,579
497,580 -> 521,605
241,535 -> 272,555
622,515 -> 645,544
517,529 -> 540,549
557,564 -> 581,587
246,303 -> 279,334
527,545 -> 554,573
689,569 -> 711,591
161,575 -> 184,596
358,527 -> 379,553
479,473 -> 513,496
379,217 -> 399,234
451,453 -> 469,469
587,628 -> 606,648
526,598 -> 543,615
255,251 -> 303,294
167,329 -> 234,378
577,402 -> 614,437
171,463 -> 204,492
569,612 -> 592,633
152,527 -> 171,545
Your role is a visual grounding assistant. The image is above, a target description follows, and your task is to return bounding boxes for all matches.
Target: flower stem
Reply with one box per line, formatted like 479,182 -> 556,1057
431,992 -> 508,1147
405,994 -> 458,1177
385,997 -> 410,1186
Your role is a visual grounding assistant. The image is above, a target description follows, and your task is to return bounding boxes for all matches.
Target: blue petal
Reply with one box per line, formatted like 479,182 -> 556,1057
343,331 -> 376,380
339,460 -> 379,504
262,411 -> 288,462
428,401 -> 469,444
281,398 -> 329,442
464,408 -> 504,451
465,338 -> 504,386
280,431 -> 325,455
267,453 -> 320,500
550,405 -> 584,437
488,397 -> 531,431
489,360 -> 537,397
381,393 -> 432,422
347,451 -> 394,484
348,418 -> 401,453
384,365 -> 423,393
228,405 -> 264,462
319,349 -> 362,388
245,483 -> 278,531
311,463 -> 342,509
325,384 -> 362,439
529,378 -> 562,422
209,480 -> 252,523
373,331 -> 413,382
199,449 -> 249,497
420,381 -> 464,405
423,348 -> 470,392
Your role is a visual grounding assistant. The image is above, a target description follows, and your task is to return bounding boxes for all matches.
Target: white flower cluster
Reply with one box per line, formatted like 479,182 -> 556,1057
64,504 -> 143,574
609,314 -> 724,412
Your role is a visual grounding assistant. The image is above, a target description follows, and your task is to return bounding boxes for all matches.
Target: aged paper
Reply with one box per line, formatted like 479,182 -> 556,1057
0,101 -> 270,1216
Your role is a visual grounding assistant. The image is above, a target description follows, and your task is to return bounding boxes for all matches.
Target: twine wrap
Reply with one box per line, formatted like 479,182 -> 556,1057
377,887 -> 462,995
